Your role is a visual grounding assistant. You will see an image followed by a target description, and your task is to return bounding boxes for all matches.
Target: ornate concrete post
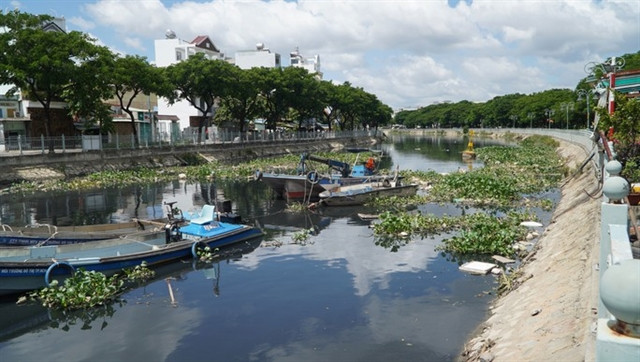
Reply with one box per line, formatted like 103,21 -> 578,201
597,160 -> 640,360
600,259 -> 640,337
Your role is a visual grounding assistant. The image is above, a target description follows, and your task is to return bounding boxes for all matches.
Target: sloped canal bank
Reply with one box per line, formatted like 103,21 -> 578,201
461,139 -> 600,362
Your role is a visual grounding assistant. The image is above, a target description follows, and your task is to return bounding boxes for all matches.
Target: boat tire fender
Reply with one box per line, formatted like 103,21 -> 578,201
383,179 -> 391,187
306,171 -> 319,184
254,170 -> 263,181
191,241 -> 209,258
45,262 -> 75,287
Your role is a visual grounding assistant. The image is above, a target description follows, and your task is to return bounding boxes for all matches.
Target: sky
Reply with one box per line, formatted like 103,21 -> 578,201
3,0 -> 640,111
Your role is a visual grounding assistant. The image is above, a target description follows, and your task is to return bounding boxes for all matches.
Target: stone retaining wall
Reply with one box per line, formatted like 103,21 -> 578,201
0,137 -> 377,186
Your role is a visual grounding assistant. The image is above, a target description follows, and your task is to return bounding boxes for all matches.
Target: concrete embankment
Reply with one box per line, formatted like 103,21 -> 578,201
461,139 -> 600,361
0,136 -> 379,186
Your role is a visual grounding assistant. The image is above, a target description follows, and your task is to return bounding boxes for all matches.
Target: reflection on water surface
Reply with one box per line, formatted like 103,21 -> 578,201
0,134 -> 555,361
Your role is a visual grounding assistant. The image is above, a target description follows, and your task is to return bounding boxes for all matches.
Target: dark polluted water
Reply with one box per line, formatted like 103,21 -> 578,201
0,134 -> 559,361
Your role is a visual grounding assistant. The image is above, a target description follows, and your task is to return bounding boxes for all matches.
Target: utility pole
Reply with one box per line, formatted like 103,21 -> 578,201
577,89 -> 595,130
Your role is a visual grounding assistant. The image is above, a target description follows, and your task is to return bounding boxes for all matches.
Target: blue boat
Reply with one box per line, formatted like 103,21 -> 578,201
0,204 -> 263,296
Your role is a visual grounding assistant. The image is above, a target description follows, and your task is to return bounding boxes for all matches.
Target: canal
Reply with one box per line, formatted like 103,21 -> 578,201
0,133 -> 556,361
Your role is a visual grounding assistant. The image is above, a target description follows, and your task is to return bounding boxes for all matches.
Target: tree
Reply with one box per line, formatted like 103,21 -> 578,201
251,67 -> 287,130
163,53 -> 236,143
319,81 -> 349,131
218,67 -> 261,133
280,67 -> 324,130
333,83 -> 363,130
597,92 -> 640,182
63,45 -> 116,136
364,96 -> 393,131
0,10 -> 112,152
111,55 -> 162,148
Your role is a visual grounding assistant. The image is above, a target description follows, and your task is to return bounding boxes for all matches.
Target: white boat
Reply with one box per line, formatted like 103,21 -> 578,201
318,179 -> 418,206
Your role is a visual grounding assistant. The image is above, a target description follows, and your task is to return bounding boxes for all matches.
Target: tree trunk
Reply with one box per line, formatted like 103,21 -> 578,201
44,106 -> 54,153
127,111 -> 139,148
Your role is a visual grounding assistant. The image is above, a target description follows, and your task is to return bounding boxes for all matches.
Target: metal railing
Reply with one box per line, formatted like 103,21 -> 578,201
0,129 -> 379,155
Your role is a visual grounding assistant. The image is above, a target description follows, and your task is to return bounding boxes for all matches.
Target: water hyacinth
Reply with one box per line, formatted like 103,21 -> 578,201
28,263 -> 156,310
373,210 -> 536,257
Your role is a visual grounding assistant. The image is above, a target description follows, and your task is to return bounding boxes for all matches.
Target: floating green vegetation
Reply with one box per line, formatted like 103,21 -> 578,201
287,202 -> 310,213
373,210 -> 536,256
426,135 -> 565,208
373,211 -> 458,239
373,211 -> 456,252
377,136 -> 564,211
292,228 -> 314,244
27,262 -> 155,310
122,262 -> 156,280
435,211 -> 533,256
195,246 -> 220,262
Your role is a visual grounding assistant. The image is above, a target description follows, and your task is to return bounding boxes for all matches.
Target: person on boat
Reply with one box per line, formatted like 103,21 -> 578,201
365,157 -> 376,171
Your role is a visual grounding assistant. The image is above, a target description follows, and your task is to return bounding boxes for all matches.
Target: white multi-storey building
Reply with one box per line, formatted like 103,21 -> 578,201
154,31 -> 322,135
234,43 -> 281,69
290,47 -> 322,79
154,30 -> 225,134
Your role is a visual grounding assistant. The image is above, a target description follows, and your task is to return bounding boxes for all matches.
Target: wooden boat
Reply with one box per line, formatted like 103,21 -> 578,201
318,179 -> 418,206
0,222 -> 146,247
258,152 -> 391,200
0,204 -> 263,296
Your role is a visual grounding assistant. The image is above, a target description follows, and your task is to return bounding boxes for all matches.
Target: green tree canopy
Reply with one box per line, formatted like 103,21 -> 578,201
163,53 -> 238,142
0,10 -> 112,151
111,55 -> 163,147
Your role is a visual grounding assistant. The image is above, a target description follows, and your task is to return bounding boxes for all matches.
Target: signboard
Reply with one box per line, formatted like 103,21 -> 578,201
190,116 -> 206,127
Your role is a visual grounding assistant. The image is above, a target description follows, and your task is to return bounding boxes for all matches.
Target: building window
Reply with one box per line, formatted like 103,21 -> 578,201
176,51 -> 183,61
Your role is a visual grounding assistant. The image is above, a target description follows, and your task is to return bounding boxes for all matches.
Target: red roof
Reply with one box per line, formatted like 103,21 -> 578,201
191,35 -> 220,52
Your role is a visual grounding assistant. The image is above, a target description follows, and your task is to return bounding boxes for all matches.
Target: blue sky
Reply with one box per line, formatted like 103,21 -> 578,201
4,0 -> 639,110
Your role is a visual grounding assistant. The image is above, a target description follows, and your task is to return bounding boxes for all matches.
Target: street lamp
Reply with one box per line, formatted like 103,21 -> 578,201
585,57 -> 625,76
577,89 -> 596,130
585,57 -> 625,115
560,102 -> 574,130
544,108 -> 555,129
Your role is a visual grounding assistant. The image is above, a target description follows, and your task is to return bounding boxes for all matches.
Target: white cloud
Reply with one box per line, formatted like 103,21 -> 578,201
76,0 -> 639,110
502,26 -> 534,43
123,36 -> 145,52
68,16 -> 94,31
